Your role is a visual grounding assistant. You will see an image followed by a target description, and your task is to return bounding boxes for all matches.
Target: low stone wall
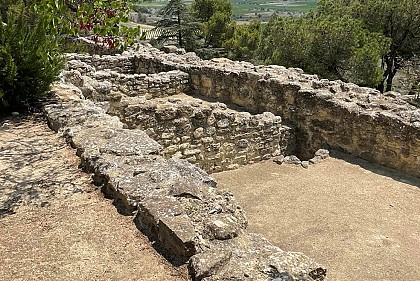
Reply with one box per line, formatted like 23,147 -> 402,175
66,53 -> 134,74
44,84 -> 326,281
63,55 -> 295,173
62,59 -> 189,101
119,45 -> 420,177
108,95 -> 295,173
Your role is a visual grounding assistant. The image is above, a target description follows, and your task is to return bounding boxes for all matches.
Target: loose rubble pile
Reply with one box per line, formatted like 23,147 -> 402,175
44,85 -> 326,280
274,149 -> 330,169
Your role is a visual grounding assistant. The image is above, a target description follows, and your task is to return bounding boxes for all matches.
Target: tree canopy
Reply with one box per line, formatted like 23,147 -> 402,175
155,0 -> 199,50
316,0 -> 420,91
223,20 -> 261,61
222,0 -> 420,89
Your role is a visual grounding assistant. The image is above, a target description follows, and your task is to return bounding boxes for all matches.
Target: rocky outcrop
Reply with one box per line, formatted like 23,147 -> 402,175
43,84 -> 326,280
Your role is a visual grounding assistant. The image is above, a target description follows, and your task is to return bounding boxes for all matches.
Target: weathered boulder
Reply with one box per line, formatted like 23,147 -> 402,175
190,233 -> 326,281
284,155 -> 302,165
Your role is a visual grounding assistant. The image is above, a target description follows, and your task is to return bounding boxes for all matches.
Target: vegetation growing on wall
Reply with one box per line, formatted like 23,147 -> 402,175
0,0 -> 139,112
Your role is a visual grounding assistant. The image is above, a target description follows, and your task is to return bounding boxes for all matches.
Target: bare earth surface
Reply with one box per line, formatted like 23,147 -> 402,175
214,153 -> 420,281
0,115 -> 187,281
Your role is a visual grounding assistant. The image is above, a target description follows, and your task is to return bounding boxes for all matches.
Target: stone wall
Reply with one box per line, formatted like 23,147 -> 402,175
108,95 -> 294,173
63,55 -> 295,173
63,55 -> 189,101
118,45 -> 420,177
43,83 -> 326,281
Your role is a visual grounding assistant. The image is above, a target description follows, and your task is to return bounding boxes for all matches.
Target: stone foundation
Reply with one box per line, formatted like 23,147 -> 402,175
122,45 -> 420,177
62,56 -> 295,173
108,95 -> 294,173
44,84 -> 326,280
38,41 -> 420,281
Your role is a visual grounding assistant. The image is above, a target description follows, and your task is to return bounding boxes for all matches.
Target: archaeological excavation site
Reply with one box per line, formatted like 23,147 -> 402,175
42,43 -> 420,280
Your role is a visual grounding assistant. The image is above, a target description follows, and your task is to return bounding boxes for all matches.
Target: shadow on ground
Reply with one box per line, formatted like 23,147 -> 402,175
0,114 -> 93,219
330,149 -> 420,188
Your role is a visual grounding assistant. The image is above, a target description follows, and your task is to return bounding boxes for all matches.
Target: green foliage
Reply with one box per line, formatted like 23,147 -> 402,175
257,15 -> 389,87
0,5 -> 63,111
191,0 -> 232,22
155,0 -> 199,50
258,17 -> 311,71
34,0 -> 139,51
223,20 -> 261,61
191,0 -> 233,47
317,0 -> 420,91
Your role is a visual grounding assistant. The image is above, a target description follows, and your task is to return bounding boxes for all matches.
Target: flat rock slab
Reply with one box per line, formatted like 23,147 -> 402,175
213,151 -> 420,281
0,116 -> 187,281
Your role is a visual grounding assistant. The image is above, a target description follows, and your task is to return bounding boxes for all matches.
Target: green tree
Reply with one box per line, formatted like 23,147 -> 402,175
155,0 -> 198,50
0,4 -> 63,111
191,0 -> 232,47
258,16 -> 312,71
191,0 -> 231,22
317,0 -> 420,91
223,20 -> 262,61
257,15 -> 389,87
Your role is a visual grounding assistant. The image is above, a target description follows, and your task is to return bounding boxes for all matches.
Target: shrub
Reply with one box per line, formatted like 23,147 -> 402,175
0,6 -> 64,112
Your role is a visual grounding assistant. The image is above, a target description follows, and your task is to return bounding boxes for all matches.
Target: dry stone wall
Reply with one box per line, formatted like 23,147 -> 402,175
122,45 -> 420,177
43,83 -> 326,281
45,42 -> 420,281
108,95 -> 294,173
63,54 -> 295,173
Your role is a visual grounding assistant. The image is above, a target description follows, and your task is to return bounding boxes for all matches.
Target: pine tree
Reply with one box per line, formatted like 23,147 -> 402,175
155,0 -> 198,50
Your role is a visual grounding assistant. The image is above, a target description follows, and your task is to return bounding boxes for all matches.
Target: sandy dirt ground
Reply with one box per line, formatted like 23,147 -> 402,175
214,152 -> 420,281
0,115 -> 188,281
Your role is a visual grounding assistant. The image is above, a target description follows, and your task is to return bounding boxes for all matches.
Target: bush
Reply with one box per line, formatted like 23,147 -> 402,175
0,6 -> 64,112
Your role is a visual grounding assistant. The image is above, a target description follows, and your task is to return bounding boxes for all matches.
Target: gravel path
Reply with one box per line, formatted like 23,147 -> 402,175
0,114 -> 188,281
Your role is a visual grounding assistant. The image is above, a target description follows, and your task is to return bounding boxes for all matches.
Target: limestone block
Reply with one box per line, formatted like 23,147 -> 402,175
237,139 -> 249,148
70,127 -> 163,158
161,132 -> 174,139
206,126 -> 217,136
165,145 -> 179,155
189,233 -> 326,281
184,149 -> 201,156
137,196 -> 197,260
193,127 -> 205,139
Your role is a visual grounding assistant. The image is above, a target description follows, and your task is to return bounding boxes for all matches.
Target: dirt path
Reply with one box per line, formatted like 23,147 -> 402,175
213,152 -> 420,281
0,115 -> 188,281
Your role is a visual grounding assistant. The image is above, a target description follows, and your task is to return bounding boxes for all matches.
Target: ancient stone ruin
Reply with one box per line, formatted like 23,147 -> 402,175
44,44 -> 420,281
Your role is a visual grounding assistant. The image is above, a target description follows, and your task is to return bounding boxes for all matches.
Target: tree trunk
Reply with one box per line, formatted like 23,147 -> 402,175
378,53 -> 398,93
386,67 -> 397,92
177,11 -> 183,47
